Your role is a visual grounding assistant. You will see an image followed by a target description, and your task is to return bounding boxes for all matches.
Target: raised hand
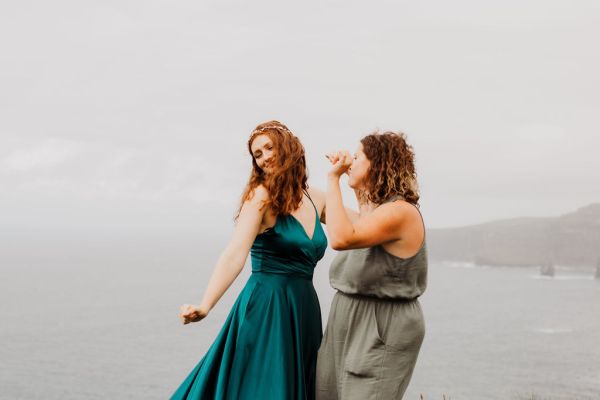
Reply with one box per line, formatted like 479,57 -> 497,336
326,150 -> 352,178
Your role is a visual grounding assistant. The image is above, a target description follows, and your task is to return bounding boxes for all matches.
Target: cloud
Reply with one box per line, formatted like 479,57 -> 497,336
0,136 -> 239,203
2,138 -> 81,171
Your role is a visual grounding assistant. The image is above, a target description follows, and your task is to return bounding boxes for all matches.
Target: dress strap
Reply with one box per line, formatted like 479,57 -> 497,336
303,189 -> 319,214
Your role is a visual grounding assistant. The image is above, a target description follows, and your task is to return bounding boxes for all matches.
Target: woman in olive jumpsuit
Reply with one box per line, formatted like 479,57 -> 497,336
317,131 -> 427,400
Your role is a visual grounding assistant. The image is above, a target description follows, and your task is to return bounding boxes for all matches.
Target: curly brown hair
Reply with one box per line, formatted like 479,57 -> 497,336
236,120 -> 308,218
360,131 -> 420,206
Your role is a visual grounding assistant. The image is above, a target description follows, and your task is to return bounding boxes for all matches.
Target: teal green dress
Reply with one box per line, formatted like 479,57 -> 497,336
172,204 -> 327,400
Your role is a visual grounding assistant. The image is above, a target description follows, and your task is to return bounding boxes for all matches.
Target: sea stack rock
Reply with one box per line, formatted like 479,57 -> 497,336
540,262 -> 555,277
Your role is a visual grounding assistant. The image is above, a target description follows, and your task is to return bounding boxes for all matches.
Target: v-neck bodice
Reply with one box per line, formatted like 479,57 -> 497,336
172,199 -> 326,400
250,209 -> 327,280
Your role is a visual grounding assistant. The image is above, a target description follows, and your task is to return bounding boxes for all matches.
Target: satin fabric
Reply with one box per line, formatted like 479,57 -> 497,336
172,209 -> 327,400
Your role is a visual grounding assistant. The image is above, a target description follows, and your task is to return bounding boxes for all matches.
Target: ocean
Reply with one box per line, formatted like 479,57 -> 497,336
1,232 -> 599,399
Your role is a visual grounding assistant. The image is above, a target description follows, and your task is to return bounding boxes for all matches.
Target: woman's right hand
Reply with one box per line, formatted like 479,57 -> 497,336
326,150 -> 352,178
179,304 -> 209,325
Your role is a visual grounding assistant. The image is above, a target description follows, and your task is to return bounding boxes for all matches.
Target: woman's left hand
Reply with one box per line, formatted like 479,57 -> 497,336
326,150 -> 352,178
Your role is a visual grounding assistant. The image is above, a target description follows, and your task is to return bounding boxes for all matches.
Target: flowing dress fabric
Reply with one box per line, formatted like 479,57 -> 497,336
172,209 -> 327,400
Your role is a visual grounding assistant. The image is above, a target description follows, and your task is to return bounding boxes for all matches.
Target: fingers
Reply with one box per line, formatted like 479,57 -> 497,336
180,304 -> 192,316
326,151 -> 350,165
333,151 -> 352,168
338,151 -> 349,166
326,150 -> 352,177
325,152 -> 339,164
179,303 -> 209,325
179,304 -> 197,325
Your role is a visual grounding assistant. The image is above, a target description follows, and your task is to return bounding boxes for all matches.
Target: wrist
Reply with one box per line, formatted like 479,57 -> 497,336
327,173 -> 341,181
199,303 -> 212,314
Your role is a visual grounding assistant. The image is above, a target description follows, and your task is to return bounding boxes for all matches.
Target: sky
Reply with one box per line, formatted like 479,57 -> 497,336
1,0 -> 599,234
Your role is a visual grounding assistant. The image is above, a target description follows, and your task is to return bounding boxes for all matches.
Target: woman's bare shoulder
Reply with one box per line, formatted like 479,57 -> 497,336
307,186 -> 325,201
386,199 -> 423,225
247,184 -> 270,203
307,186 -> 326,215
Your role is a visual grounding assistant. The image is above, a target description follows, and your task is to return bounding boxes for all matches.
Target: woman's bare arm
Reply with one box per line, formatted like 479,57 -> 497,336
325,152 -> 405,250
309,186 -> 359,224
180,186 -> 268,324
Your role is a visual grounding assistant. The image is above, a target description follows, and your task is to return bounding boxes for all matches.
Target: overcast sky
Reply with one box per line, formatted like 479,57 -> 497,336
1,0 -> 599,234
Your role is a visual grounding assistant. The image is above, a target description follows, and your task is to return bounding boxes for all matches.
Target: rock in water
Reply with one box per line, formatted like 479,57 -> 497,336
541,263 -> 555,277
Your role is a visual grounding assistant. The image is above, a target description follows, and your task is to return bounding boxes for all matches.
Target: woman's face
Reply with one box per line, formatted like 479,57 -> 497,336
348,143 -> 371,189
250,134 -> 275,173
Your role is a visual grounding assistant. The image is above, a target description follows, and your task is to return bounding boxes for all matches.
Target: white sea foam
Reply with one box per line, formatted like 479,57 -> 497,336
443,261 -> 477,269
529,275 -> 595,281
532,328 -> 574,334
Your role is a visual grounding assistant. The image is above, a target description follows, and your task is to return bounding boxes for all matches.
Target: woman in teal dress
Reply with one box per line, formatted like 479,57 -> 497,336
172,121 -> 327,400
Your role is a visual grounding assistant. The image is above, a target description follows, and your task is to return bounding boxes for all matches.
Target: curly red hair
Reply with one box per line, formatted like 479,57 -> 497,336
360,131 -> 420,206
236,120 -> 307,218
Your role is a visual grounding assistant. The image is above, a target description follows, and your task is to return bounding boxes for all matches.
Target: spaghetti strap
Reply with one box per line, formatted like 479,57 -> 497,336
303,189 -> 318,214
171,189 -> 328,400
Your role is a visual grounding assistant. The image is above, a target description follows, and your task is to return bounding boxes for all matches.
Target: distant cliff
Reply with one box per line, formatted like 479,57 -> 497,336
427,204 -> 600,267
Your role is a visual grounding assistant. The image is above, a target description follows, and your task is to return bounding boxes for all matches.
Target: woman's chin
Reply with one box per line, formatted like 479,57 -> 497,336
348,179 -> 366,191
